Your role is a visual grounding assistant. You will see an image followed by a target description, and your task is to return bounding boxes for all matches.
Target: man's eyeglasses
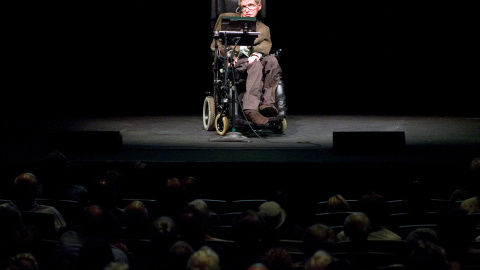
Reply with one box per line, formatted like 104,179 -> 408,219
236,3 -> 258,13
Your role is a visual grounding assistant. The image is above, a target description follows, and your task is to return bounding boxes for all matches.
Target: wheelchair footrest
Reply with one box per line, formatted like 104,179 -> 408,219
267,115 -> 285,122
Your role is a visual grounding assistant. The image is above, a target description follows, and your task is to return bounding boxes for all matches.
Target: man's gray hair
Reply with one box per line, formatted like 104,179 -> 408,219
238,0 -> 262,5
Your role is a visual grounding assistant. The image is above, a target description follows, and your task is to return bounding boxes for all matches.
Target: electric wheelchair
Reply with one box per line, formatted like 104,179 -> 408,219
203,0 -> 287,136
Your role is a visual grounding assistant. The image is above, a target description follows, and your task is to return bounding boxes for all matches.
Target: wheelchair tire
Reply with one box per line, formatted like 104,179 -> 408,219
203,96 -> 216,131
270,118 -> 287,134
215,114 -> 229,136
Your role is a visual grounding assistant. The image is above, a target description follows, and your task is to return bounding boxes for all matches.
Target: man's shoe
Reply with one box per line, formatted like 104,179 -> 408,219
244,109 -> 269,126
259,105 -> 279,117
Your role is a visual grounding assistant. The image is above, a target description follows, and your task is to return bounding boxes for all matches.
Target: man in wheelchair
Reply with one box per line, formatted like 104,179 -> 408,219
210,0 -> 282,127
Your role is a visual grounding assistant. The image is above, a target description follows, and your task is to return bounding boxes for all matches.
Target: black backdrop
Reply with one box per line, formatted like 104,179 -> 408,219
5,2 -> 477,118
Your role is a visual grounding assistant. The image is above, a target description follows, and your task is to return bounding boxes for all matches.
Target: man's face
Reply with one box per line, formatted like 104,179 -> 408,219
239,0 -> 262,17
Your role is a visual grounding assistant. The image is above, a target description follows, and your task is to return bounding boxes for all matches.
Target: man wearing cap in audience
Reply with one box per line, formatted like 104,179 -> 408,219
258,201 -> 287,245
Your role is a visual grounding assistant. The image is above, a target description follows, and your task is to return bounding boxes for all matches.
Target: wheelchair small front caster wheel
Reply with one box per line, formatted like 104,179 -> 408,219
215,114 -> 230,136
270,118 -> 287,134
203,96 -> 216,131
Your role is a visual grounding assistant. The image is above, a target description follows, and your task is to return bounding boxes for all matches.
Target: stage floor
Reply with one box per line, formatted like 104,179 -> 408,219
1,114 -> 479,164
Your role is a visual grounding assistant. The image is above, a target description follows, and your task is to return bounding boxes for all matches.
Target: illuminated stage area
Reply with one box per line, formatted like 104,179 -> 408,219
1,114 -> 479,163
1,114 -> 478,200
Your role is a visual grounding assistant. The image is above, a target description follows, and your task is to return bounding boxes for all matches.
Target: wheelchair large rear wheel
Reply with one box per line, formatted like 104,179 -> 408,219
203,96 -> 216,131
215,114 -> 229,136
270,118 -> 287,134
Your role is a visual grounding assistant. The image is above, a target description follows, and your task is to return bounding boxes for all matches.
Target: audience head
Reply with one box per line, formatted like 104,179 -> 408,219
358,192 -> 388,230
261,247 -> 293,270
406,228 -> 439,252
303,223 -> 337,256
167,241 -> 194,270
122,200 -> 150,233
156,177 -> 192,219
5,253 -> 39,270
177,203 -> 210,246
258,201 -> 286,230
40,150 -> 70,185
246,263 -> 269,270
186,246 -> 220,270
328,194 -> 351,212
90,170 -> 124,208
182,176 -> 201,199
151,216 -> 177,248
232,209 -> 265,243
76,237 -> 114,270
304,250 -> 333,270
343,212 -> 371,243
103,262 -> 130,270
189,199 -> 211,218
470,157 -> 480,175
470,157 -> 480,191
12,173 -> 38,209
0,204 -> 22,235
437,208 -> 476,251
406,242 -> 448,270
79,204 -> 119,241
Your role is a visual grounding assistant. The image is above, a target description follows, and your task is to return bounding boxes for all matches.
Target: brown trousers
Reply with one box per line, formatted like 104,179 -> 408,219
234,54 -> 282,111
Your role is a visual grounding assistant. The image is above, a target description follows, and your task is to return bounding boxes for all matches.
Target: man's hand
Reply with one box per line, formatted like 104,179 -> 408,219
248,54 -> 260,64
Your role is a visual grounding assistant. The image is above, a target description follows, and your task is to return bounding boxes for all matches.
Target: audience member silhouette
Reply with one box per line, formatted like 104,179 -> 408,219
182,176 -> 202,200
10,223 -> 41,266
176,201 -> 225,266
406,241 -> 449,270
258,201 -> 287,247
405,228 -> 440,252
246,263 -> 269,270
151,215 -> 178,254
4,253 -> 39,270
436,208 -> 480,267
103,262 -> 130,270
325,259 -> 354,270
188,199 -> 226,241
123,161 -> 156,199
54,204 -> 128,270
155,177 -> 193,220
89,170 -> 126,223
302,223 -> 337,263
260,247 -> 294,270
147,216 -> 178,269
304,250 -> 333,270
229,209 -> 268,270
267,189 -> 310,240
76,237 -> 115,270
328,194 -> 351,212
0,172 -> 66,232
121,200 -> 151,239
165,240 -> 194,270
337,212 -> 372,243
0,204 -> 23,263
176,203 -> 212,250
459,157 -> 480,214
186,246 -> 220,270
358,192 -> 401,241
404,228 -> 445,270
36,150 -> 88,204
